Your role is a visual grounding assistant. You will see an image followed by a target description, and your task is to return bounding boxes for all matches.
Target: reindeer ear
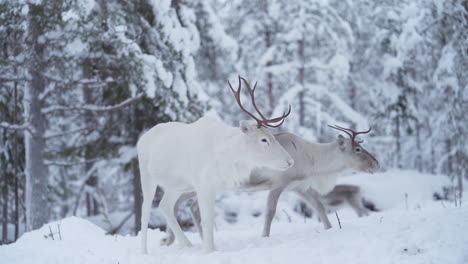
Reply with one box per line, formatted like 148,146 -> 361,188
337,135 -> 346,150
240,120 -> 252,134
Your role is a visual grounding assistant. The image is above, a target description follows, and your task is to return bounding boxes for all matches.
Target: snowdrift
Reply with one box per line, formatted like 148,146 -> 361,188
1,170 -> 467,264
1,205 -> 467,264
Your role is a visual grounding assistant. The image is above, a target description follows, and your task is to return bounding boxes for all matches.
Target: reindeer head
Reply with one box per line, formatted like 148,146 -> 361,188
328,125 -> 380,173
229,76 -> 294,171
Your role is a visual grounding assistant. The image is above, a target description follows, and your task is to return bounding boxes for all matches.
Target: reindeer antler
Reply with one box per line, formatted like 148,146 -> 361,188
228,76 -> 291,128
328,124 -> 371,143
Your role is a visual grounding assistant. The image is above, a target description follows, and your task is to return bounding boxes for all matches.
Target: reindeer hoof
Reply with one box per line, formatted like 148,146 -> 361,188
160,237 -> 174,246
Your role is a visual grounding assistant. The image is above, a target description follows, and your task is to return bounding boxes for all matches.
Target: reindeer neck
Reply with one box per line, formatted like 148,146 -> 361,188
306,141 -> 348,176
214,128 -> 254,169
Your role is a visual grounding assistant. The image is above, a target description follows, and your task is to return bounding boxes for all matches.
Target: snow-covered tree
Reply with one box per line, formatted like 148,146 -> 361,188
0,0 -> 208,234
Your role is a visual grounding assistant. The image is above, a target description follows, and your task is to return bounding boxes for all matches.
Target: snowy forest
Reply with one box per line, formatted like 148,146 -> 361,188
0,0 -> 467,263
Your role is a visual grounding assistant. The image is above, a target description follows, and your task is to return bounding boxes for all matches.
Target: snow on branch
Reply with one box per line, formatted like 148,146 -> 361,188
325,91 -> 369,129
44,158 -> 103,166
42,94 -> 144,114
0,122 -> 33,134
44,126 -> 90,139
42,74 -> 103,86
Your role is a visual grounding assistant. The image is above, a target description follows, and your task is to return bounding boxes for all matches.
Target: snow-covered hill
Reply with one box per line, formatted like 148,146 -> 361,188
1,203 -> 467,264
1,170 -> 467,264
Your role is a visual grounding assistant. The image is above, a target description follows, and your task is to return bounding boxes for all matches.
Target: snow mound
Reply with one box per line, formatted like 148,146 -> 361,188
1,203 -> 467,264
338,170 -> 453,210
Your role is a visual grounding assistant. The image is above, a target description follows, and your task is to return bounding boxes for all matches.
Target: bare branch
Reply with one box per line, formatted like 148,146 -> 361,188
48,225 -> 55,240
72,164 -> 99,216
106,210 -> 135,235
57,224 -> 62,240
335,211 -> 342,229
0,76 -> 29,82
42,94 -> 144,114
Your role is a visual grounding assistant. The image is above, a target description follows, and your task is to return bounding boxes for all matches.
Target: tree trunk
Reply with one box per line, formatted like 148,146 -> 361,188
298,36 -> 305,126
2,131 -> 8,242
265,27 -> 274,116
428,119 -> 435,174
132,105 -> 144,234
2,177 -> 8,243
430,145 -> 435,174
414,94 -> 422,172
395,116 -> 401,168
445,139 -> 453,176
83,62 -> 100,217
24,3 -> 49,231
13,15 -> 20,241
456,152 -> 463,200
348,66 -> 357,110
415,121 -> 422,172
58,169 -> 69,218
14,119 -> 19,240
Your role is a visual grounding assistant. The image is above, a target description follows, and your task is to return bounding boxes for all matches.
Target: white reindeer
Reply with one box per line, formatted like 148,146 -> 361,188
163,126 -> 379,244
259,126 -> 379,235
138,76 -> 294,253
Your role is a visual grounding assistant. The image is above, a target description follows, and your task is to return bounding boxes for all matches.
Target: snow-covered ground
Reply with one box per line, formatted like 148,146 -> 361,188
1,170 -> 467,264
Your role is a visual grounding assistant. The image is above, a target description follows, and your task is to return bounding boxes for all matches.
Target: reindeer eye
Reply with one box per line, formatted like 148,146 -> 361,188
354,147 -> 361,153
261,138 -> 268,143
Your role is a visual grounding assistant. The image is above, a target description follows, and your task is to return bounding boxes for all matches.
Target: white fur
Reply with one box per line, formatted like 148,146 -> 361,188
249,132 -> 379,237
162,132 -> 380,244
256,134 -> 361,194
138,116 -> 293,253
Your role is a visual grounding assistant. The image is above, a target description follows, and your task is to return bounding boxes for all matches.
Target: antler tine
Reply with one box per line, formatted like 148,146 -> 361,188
334,124 -> 359,142
328,124 -> 353,139
264,118 -> 286,128
252,81 -> 258,91
239,77 -> 268,120
333,125 -> 371,135
228,77 -> 263,127
354,127 -> 372,135
240,76 -> 292,128
335,125 -> 371,142
229,76 -> 291,128
227,75 -> 241,94
328,124 -> 371,143
271,105 -> 292,121
263,104 -> 292,127
352,127 -> 371,143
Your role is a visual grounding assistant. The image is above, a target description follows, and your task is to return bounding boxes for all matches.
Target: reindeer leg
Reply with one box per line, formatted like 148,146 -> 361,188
159,191 -> 192,247
161,192 -> 195,246
262,186 -> 286,237
347,190 -> 369,217
296,188 -> 332,229
190,198 -> 203,239
196,187 -> 216,252
162,192 -> 202,246
162,227 -> 176,247
140,178 -> 157,254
